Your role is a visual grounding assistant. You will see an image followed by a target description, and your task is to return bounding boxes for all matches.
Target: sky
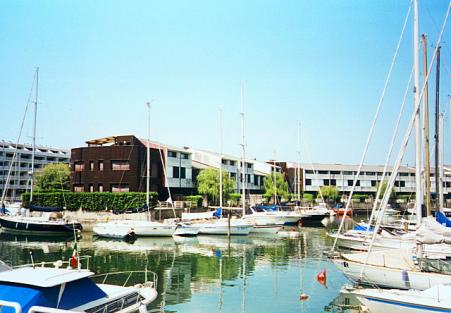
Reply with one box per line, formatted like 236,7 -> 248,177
1,0 -> 450,166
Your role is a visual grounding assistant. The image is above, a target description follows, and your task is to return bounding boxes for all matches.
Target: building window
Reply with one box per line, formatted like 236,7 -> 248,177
330,179 -> 336,186
305,179 -> 312,186
330,171 -> 340,175
180,153 -> 189,160
247,163 -> 252,169
74,161 -> 84,172
89,184 -> 94,192
318,170 -> 328,174
111,160 -> 130,170
222,159 -> 227,165
99,160 -> 104,171
230,173 -> 236,178
254,175 -> 259,185
371,180 -> 377,187
305,170 -> 314,174
400,173 -> 409,176
168,151 -> 177,158
173,166 -> 180,178
111,184 -> 129,192
344,171 -> 354,175
348,180 -> 360,186
180,167 -> 186,179
229,161 -> 236,166
247,174 -> 251,183
74,184 -> 84,192
89,161 -> 94,171
98,184 -> 103,192
323,179 -> 330,186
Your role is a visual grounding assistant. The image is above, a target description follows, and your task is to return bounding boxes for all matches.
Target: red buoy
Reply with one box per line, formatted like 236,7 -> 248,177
316,269 -> 327,288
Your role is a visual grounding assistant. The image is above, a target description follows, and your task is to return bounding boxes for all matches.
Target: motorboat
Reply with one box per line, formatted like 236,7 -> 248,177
0,256 -> 158,312
244,205 -> 307,226
297,203 -> 329,224
0,206 -> 82,236
349,284 -> 451,313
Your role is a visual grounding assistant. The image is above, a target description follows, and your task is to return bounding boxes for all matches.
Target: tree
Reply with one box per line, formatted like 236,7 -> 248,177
34,163 -> 70,192
196,168 -> 235,205
375,181 -> 396,201
263,172 -> 289,203
319,185 -> 340,203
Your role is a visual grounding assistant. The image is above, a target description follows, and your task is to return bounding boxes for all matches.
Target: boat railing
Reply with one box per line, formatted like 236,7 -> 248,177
0,300 -> 22,313
92,268 -> 158,289
29,306 -> 79,313
13,255 -> 92,271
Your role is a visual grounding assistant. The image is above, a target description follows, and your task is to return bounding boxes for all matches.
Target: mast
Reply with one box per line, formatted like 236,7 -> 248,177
413,0 -> 423,223
422,34 -> 431,216
434,46 -> 441,210
30,67 -> 39,204
219,106 -> 223,209
438,111 -> 444,211
297,122 -> 301,202
240,82 -> 246,216
146,102 -> 151,220
273,153 -> 277,206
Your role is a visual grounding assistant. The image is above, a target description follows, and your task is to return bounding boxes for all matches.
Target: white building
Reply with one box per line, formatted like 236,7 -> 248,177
189,149 -> 280,194
0,140 -> 70,200
285,162 -> 451,198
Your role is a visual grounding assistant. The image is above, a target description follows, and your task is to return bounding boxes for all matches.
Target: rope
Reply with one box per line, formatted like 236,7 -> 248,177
366,67 -> 413,236
1,71 -> 37,205
331,0 -> 412,251
158,147 -> 176,218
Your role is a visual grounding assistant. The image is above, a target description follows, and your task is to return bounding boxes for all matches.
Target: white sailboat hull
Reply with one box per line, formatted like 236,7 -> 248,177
351,285 -> 451,313
333,258 -> 451,290
93,223 -> 135,239
94,220 -> 176,237
198,220 -> 252,236
173,224 -> 200,236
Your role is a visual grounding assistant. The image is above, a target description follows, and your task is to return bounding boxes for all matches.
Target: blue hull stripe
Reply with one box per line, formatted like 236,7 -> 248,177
366,296 -> 451,312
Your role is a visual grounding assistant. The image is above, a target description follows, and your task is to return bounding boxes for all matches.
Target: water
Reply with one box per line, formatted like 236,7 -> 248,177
0,220 -> 359,313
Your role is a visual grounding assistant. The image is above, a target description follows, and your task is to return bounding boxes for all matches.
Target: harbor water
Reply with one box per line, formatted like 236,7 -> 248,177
0,217 -> 363,313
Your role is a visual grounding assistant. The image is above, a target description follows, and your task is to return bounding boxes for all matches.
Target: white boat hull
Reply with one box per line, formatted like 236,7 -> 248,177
333,258 -> 451,290
173,224 -> 200,236
198,220 -> 252,236
94,220 -> 176,237
93,223 -> 135,239
351,285 -> 451,313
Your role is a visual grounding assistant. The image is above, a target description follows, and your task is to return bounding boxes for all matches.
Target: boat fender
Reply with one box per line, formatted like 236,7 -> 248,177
316,269 -> 327,288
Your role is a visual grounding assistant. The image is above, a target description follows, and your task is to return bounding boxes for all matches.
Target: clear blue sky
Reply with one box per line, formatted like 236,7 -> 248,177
1,0 -> 450,165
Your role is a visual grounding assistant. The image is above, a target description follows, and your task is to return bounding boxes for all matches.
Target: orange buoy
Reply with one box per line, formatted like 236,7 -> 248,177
316,269 -> 327,288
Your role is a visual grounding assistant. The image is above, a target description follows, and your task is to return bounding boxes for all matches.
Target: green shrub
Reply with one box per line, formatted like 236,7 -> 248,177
22,192 -> 158,212
302,193 -> 314,203
228,193 -> 241,206
185,195 -> 203,207
352,194 -> 368,203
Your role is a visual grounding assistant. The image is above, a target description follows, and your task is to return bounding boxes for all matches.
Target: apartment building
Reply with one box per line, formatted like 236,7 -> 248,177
280,162 -> 451,198
0,140 -> 70,200
70,135 -> 194,199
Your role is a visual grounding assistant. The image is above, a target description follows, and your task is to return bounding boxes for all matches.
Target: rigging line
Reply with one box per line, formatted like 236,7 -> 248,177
361,0 -> 451,273
301,134 -> 325,204
1,69 -> 37,205
158,147 -> 176,218
331,0 -> 412,252
360,67 -> 414,279
366,67 -> 414,234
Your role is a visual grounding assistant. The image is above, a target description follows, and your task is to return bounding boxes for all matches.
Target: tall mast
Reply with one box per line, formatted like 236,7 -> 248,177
413,0 -> 423,223
438,111 -> 444,211
422,34 -> 431,216
146,102 -> 151,217
434,46 -> 441,210
273,152 -> 277,206
219,106 -> 223,209
240,82 -> 246,216
30,67 -> 39,204
297,122 -> 301,202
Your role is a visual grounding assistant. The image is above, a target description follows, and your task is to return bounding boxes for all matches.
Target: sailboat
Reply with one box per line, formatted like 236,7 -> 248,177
331,0 -> 451,297
93,103 -> 176,238
349,284 -> 451,313
0,68 -> 83,236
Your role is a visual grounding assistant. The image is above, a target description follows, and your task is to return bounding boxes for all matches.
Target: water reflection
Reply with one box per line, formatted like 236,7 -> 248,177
0,226 -> 354,312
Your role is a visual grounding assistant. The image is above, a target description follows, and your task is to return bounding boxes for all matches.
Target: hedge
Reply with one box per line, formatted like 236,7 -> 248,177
22,192 -> 158,211
352,194 -> 369,203
185,195 -> 203,207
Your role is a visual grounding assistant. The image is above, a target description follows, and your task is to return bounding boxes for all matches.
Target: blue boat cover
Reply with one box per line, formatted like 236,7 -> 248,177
0,278 -> 107,312
29,205 -> 64,212
353,225 -> 374,232
254,205 -> 277,211
436,211 -> 451,227
213,207 -> 222,218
